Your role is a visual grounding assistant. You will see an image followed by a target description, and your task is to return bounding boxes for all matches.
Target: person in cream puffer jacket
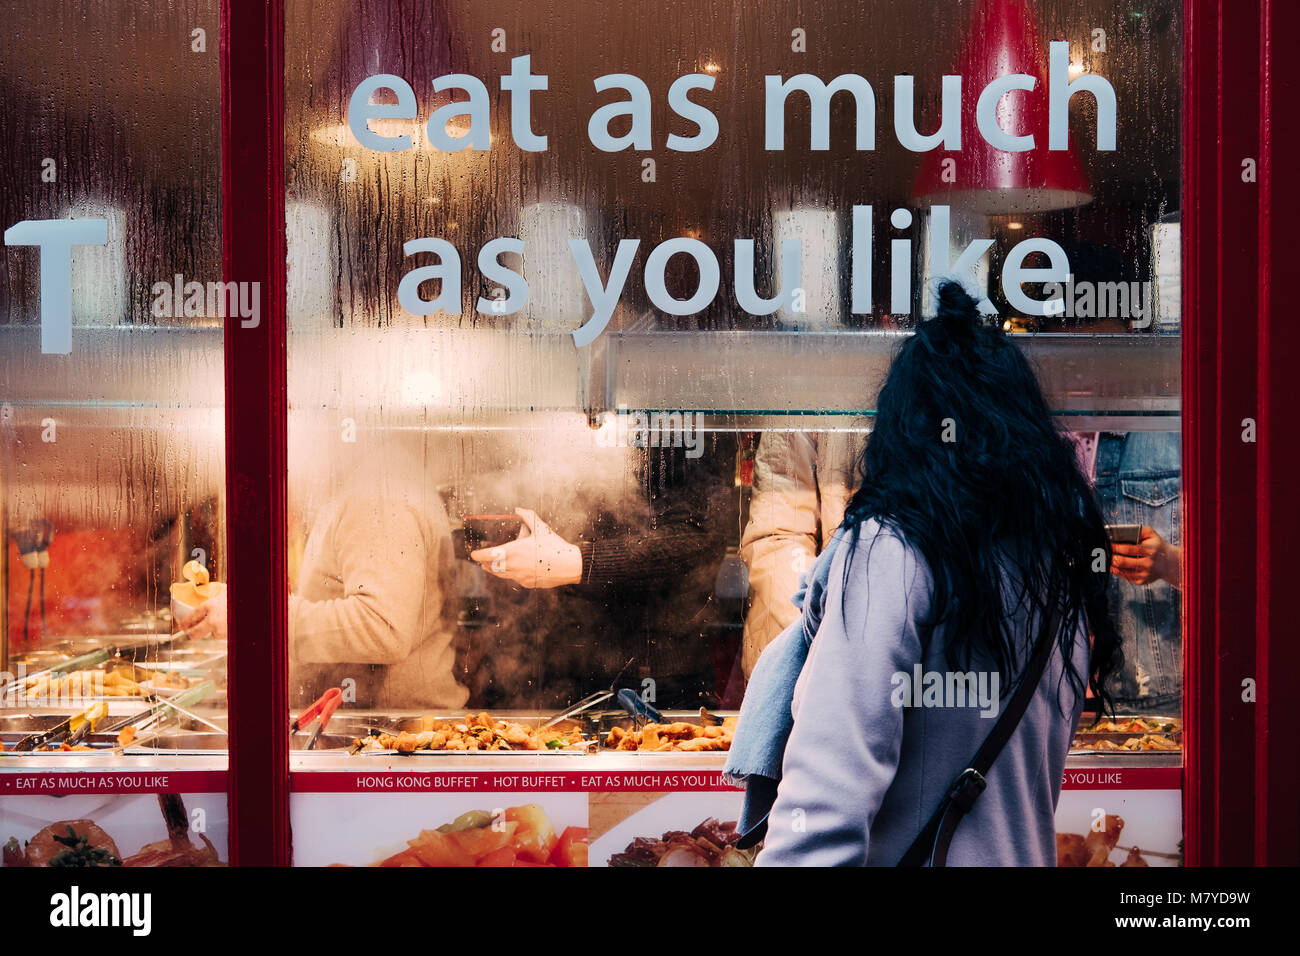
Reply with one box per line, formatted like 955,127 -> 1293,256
739,431 -> 865,679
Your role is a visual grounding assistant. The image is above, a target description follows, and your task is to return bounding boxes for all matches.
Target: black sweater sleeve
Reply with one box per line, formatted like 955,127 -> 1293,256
573,439 -> 735,591
577,521 -> 715,588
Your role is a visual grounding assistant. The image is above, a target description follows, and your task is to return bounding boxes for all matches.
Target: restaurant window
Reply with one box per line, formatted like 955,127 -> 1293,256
278,0 -> 1184,868
1,0 -> 229,865
0,0 -> 1185,869
283,0 -> 1180,708
0,0 -> 1190,871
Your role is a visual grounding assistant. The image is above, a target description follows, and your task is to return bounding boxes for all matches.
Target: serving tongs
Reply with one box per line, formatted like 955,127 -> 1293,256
291,687 -> 343,751
697,707 -> 725,726
12,701 -> 110,752
538,689 -> 617,731
616,687 -> 665,728
100,680 -> 220,749
538,657 -> 642,732
0,629 -> 193,704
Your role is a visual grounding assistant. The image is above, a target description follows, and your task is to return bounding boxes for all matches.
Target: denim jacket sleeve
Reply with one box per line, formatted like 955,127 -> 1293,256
1094,432 -> 1182,710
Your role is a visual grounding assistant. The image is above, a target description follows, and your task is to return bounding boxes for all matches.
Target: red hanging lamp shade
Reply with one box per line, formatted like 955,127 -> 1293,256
913,0 -> 1092,214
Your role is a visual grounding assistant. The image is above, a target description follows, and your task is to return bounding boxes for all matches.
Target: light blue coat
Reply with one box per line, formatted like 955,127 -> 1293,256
730,519 -> 1088,866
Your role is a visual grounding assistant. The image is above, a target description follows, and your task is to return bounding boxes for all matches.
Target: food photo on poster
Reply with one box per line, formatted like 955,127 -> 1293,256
1,792 -> 227,867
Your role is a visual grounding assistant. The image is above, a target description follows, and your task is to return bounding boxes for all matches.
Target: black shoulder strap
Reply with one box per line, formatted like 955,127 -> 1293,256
897,600 -> 1064,867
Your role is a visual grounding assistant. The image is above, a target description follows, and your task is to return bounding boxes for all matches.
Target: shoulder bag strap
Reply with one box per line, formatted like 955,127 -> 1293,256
896,600 -> 1065,867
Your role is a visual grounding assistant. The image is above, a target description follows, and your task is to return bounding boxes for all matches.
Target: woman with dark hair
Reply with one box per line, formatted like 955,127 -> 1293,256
750,280 -> 1121,866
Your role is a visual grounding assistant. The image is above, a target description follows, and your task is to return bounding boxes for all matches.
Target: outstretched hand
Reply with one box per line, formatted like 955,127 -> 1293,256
470,507 -> 583,588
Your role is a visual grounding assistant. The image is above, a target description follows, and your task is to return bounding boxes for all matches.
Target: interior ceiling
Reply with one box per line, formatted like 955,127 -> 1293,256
0,0 -> 1181,197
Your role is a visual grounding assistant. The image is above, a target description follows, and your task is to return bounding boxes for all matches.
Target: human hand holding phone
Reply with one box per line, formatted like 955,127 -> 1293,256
1109,525 -> 1181,588
470,508 -> 583,588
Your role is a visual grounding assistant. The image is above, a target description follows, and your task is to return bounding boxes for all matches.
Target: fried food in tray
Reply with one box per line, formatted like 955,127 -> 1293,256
1086,717 -> 1182,734
351,712 -> 588,753
1074,733 -> 1181,752
1071,715 -> 1182,753
20,662 -> 194,701
603,711 -> 738,752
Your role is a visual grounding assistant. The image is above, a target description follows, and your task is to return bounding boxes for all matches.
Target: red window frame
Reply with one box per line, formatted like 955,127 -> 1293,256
221,0 -> 289,867
1183,0 -> 1299,867
218,0 -> 1298,866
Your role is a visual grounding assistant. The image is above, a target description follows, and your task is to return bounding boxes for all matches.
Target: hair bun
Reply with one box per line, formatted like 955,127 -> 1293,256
934,280 -> 980,338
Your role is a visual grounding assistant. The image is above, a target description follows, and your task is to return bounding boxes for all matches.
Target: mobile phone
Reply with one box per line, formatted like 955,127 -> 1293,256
1105,524 -> 1143,545
455,514 -> 524,560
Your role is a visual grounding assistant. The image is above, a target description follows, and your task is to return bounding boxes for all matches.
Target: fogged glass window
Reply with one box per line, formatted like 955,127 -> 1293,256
284,0 -> 1181,713
1,2 -> 226,731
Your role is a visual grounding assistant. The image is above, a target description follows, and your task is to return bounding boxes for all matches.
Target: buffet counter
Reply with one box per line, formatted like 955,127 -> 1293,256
0,705 -> 1182,867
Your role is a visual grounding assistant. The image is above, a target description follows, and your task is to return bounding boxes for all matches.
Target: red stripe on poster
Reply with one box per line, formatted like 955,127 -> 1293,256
291,771 -> 744,794
1061,767 -> 1182,790
0,771 -> 228,795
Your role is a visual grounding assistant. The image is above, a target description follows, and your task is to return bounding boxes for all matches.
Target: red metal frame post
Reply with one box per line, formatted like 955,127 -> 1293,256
1181,0 -> 1213,866
220,0 -> 290,866
1256,0 -> 1300,866
1183,0 -> 1256,868
1182,0 -> 1297,866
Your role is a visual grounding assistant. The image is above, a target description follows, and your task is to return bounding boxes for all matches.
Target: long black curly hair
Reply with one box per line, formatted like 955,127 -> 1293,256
840,280 -> 1121,714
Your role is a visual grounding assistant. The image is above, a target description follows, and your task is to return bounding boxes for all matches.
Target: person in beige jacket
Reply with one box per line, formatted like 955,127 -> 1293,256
739,431 -> 865,678
180,466 -> 468,711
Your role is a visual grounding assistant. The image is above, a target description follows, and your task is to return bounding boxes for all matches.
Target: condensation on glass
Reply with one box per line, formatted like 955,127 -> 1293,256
283,0 -> 1183,714
0,2 -> 226,748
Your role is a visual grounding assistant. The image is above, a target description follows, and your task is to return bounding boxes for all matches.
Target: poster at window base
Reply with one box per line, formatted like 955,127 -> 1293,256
1054,787 -> 1183,867
289,792 -> 590,867
1,792 -> 228,867
589,789 -> 751,867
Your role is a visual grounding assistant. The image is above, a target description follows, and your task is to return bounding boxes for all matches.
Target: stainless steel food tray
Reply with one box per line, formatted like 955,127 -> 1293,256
328,711 -> 594,754
1070,714 -> 1182,755
126,731 -> 343,754
593,710 -> 738,734
0,729 -> 122,752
